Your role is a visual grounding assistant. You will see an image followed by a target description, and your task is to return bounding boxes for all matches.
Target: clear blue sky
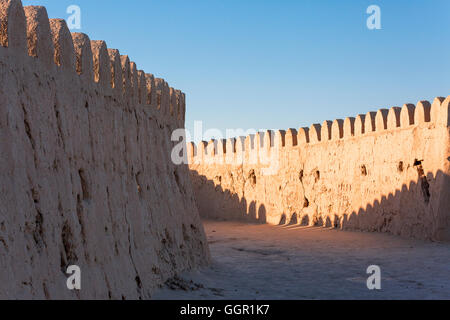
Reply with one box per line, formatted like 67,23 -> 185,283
23,0 -> 450,141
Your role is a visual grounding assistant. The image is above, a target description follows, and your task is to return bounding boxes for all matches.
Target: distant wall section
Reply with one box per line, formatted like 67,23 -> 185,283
189,97 -> 450,241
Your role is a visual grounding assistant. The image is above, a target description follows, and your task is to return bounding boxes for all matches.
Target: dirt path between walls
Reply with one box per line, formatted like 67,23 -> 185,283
153,220 -> 450,299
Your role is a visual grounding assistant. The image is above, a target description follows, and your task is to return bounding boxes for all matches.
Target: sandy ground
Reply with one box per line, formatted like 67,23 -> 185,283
153,220 -> 450,300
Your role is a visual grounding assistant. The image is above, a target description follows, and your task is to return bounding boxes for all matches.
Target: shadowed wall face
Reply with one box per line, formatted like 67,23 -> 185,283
0,0 -> 209,299
189,97 -> 450,241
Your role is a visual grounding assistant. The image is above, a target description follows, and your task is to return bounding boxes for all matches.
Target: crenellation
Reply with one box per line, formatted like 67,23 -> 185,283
129,61 -> 139,106
216,139 -> 226,164
387,106 -> 401,130
187,141 -> 196,164
180,91 -> 186,123
375,108 -> 389,131
172,88 -> 179,118
309,123 -> 321,143
257,131 -> 264,149
206,140 -> 216,164
414,100 -> 431,124
226,138 -> 236,153
235,136 -> 245,164
162,80 -> 171,117
90,40 -> 110,89
245,134 -> 257,164
71,32 -> 93,81
441,96 -> 450,126
145,73 -> 155,107
343,117 -> 355,138
154,78 -> 169,114
285,128 -> 298,146
107,48 -> 122,95
0,0 -> 27,51
49,19 -> 75,70
24,6 -> 54,68
169,87 -> 176,116
176,90 -> 185,124
225,138 -> 236,164
364,111 -> 376,133
154,78 -> 163,109
198,141 -> 207,161
331,119 -> 344,140
297,127 -> 309,144
194,141 -> 208,165
321,120 -> 332,141
176,90 -> 183,121
120,55 -> 131,101
430,97 -> 445,124
274,130 -> 286,150
187,97 -> 449,157
2,0 -> 182,119
400,103 -> 415,127
354,114 -> 365,136
217,139 -> 226,155
264,130 -> 273,149
137,70 -> 147,105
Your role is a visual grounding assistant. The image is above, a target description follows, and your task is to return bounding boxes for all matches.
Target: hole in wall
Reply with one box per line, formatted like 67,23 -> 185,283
303,197 -> 309,208
398,161 -> 404,173
135,275 -> 142,289
413,159 -> 423,167
248,170 -> 256,187
314,170 -> 320,182
360,165 -> 367,176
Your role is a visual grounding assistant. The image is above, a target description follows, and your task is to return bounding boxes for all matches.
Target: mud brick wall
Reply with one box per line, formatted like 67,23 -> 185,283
190,97 -> 450,241
0,0 -> 209,299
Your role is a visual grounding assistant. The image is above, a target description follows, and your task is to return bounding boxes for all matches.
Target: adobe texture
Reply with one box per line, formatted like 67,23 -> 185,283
189,97 -> 450,241
0,0 -> 209,299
